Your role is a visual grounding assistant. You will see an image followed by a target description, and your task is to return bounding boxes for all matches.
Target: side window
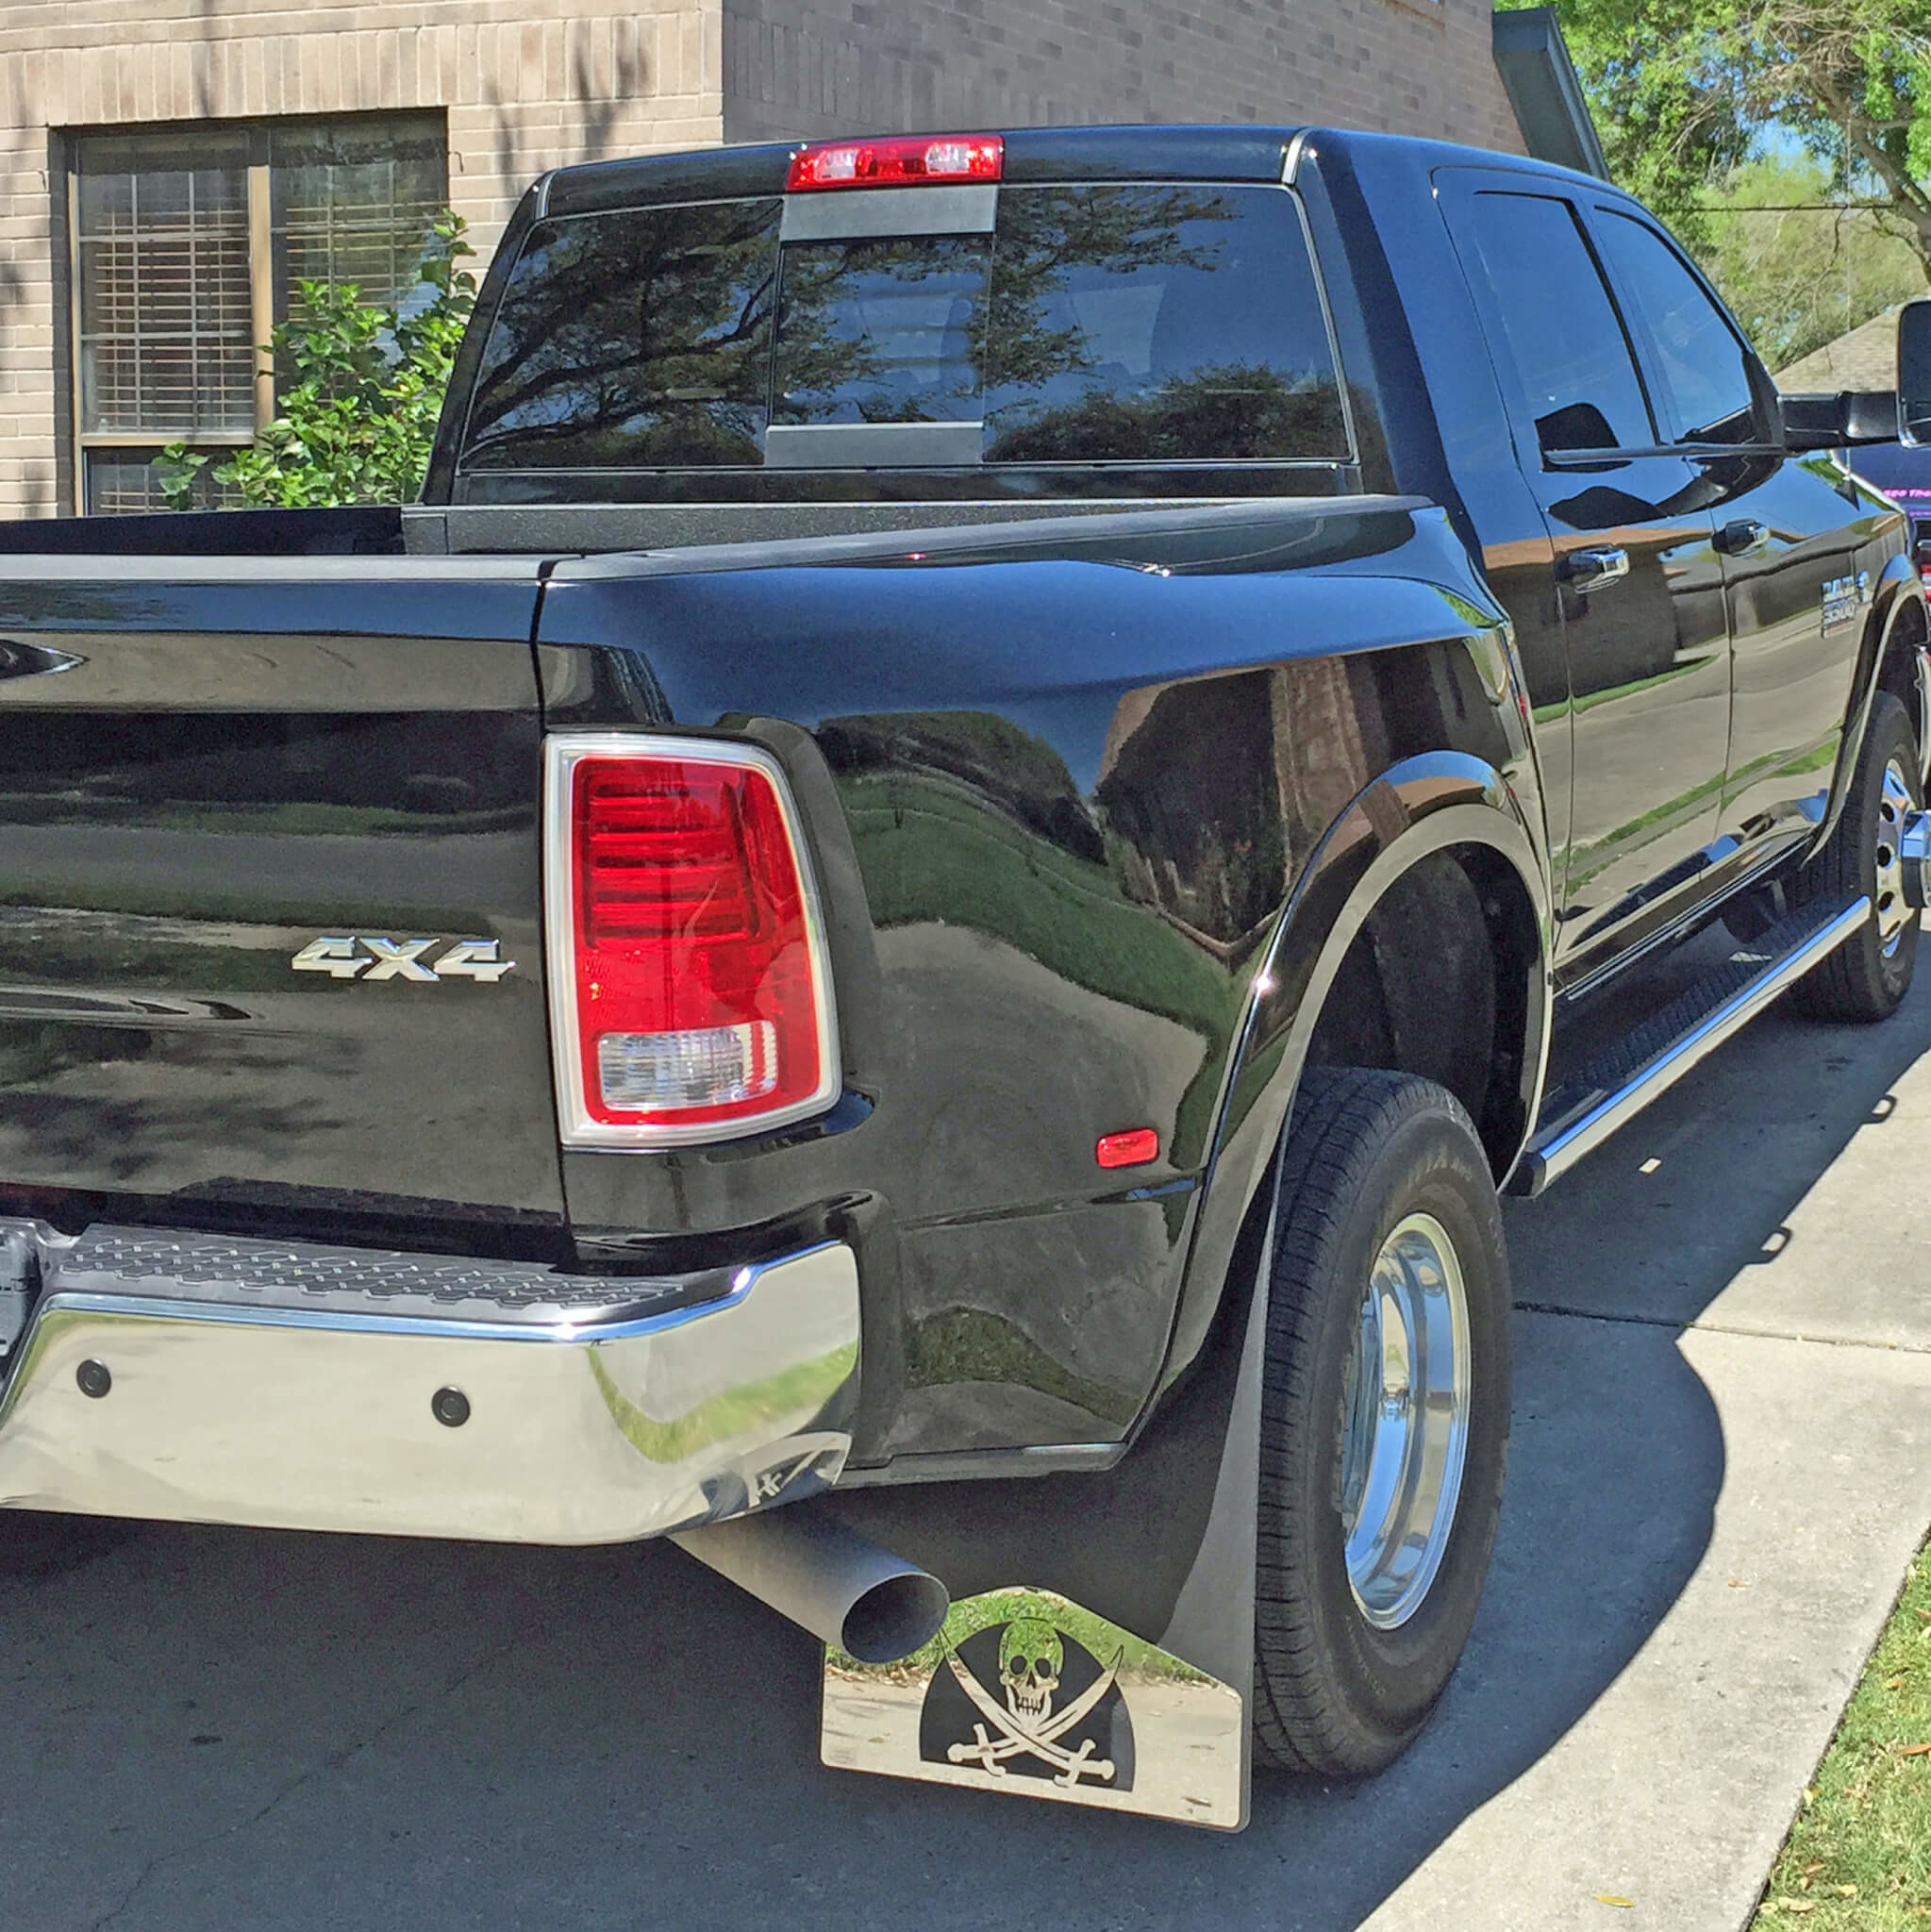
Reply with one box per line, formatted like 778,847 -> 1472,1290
1593,211 -> 1757,444
1457,191 -> 1655,459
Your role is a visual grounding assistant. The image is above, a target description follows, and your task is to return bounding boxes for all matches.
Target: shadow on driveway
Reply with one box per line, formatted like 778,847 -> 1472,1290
4,965 -> 1930,1931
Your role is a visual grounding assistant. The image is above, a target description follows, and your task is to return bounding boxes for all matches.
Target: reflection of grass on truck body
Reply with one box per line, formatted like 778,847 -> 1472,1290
0,895 -> 497,995
829,1587 -> 1215,1686
839,771 -> 1246,1165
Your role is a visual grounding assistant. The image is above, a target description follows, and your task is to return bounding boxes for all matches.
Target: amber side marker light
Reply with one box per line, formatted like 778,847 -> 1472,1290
787,134 -> 1004,192
1095,1127 -> 1159,1171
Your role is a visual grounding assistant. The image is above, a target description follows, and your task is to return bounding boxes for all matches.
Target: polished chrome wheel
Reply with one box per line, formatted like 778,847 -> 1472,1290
1338,1211 -> 1472,1630
1875,756 -> 1915,958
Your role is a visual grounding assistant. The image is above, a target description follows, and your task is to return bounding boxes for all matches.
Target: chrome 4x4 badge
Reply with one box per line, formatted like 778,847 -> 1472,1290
821,1587 -> 1243,1828
291,936 -> 515,983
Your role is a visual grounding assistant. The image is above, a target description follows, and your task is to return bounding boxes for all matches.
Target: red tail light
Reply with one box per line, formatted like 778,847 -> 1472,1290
544,736 -> 839,1146
787,134 -> 1003,192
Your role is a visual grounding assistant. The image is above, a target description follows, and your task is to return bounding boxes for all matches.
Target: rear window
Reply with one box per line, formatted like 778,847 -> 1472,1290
461,184 -> 1348,474
464,199 -> 780,470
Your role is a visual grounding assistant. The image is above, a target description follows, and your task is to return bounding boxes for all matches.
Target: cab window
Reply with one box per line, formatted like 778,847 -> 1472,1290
1455,190 -> 1656,459
1592,211 -> 1758,445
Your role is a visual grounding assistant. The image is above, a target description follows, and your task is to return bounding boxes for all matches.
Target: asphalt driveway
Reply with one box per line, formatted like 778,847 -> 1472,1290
5,958 -> 1931,1931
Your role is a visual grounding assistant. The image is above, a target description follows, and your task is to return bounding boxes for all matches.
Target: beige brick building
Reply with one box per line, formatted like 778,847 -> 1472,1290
0,0 -> 1529,517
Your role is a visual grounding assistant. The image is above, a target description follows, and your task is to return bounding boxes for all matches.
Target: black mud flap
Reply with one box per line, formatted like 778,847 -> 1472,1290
815,1195 -> 1276,1832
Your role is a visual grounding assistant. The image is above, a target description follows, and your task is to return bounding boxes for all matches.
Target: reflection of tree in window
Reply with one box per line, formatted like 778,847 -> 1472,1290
984,187 -> 1349,464
774,237 -> 990,425
464,201 -> 780,469
461,183 -> 1350,474
990,363 -> 1344,463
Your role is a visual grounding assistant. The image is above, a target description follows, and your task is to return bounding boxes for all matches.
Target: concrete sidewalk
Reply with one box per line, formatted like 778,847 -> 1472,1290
1384,957 -> 1931,1930
4,974 -> 1931,1930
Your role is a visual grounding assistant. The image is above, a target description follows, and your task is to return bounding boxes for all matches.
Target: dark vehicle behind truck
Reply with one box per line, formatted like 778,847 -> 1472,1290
1,125 -> 1927,1830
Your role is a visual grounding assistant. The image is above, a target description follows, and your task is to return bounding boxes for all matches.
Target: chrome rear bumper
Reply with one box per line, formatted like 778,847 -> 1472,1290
0,1224 -> 859,1543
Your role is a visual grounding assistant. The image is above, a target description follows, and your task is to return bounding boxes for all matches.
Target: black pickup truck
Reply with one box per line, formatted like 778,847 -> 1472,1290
3,125 -> 1929,1832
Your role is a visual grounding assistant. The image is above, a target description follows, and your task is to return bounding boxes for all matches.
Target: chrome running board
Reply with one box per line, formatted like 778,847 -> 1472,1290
1510,895 -> 1871,1197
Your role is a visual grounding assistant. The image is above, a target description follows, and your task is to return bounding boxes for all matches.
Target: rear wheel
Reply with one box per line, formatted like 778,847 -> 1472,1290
1252,1068 -> 1510,1779
1793,690 -> 1923,1023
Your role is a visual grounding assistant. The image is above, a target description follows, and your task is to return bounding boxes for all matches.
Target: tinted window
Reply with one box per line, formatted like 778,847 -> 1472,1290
464,199 -> 779,469
1458,192 -> 1654,458
774,235 -> 989,425
1594,211 -> 1756,443
766,185 -> 1345,460
983,186 -> 1347,462
461,184 -> 1346,472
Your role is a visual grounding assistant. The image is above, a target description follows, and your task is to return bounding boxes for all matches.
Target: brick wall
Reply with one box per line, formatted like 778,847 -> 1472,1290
721,0 -> 1524,153
0,0 -> 724,515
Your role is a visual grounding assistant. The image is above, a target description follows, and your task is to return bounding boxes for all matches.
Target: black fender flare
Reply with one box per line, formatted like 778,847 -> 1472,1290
1828,556 -> 1931,830
1144,748 -> 1552,1407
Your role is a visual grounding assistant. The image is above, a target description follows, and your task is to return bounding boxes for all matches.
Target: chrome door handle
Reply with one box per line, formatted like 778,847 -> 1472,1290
1715,518 -> 1771,557
1558,547 -> 1629,592
0,640 -> 83,680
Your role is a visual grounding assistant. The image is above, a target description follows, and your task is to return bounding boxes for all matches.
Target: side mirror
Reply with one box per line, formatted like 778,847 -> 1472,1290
1782,390 -> 1906,449
1902,298 -> 1931,446
1843,391 -> 1902,442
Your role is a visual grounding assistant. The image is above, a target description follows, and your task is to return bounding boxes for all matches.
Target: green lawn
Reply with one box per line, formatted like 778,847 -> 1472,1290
1754,1539 -> 1931,1925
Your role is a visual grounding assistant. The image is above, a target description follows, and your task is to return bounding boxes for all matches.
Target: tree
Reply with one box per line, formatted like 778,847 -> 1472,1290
160,211 -> 474,509
1510,0 -> 1931,274
1703,156 -> 1927,368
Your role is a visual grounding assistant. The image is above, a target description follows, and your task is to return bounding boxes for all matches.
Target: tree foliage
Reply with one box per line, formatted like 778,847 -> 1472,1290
1510,0 -> 1931,272
161,211 -> 474,509
1704,157 -> 1927,368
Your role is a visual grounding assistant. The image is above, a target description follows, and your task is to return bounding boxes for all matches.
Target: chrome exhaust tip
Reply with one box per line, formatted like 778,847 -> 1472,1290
674,1507 -> 949,1664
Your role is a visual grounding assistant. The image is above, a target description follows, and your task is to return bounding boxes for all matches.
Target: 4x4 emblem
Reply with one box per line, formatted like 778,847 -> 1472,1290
291,936 -> 515,984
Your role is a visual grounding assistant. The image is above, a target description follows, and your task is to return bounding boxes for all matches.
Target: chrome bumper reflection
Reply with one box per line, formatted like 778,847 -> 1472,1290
0,1230 -> 859,1543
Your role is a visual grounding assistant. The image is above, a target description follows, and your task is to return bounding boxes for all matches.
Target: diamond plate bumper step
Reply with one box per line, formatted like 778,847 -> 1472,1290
37,1224 -> 728,1330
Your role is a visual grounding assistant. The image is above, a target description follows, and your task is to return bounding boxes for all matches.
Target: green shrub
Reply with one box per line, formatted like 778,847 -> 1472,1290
160,210 -> 474,510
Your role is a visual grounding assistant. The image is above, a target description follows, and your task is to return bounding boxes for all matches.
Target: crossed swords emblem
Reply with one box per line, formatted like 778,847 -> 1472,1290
943,1645 -> 1124,1788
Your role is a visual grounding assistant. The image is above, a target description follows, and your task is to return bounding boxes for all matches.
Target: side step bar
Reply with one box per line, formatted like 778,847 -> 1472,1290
1510,894 -> 1871,1198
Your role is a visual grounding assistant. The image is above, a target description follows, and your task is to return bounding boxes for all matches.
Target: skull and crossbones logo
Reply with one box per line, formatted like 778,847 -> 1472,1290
999,1622 -> 1061,1724
943,1618 -> 1121,1789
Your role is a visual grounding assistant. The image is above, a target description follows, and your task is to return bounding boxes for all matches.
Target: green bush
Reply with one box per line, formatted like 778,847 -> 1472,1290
160,210 -> 474,510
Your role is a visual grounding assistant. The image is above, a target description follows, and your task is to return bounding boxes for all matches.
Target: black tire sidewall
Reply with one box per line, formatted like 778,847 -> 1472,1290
1854,693 -> 1922,1009
1805,690 -> 1923,1019
1259,1078 -> 1510,1768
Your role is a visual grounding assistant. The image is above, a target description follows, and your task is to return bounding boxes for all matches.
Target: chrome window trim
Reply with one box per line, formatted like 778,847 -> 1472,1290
542,729 -> 843,1150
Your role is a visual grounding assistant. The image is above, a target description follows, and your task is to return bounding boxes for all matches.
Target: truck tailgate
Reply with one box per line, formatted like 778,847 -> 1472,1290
0,558 -> 564,1229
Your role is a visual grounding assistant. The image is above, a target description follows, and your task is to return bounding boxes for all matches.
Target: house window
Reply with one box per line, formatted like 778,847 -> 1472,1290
69,114 -> 446,513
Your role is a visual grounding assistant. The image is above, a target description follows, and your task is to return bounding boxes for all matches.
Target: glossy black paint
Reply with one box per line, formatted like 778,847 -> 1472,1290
1330,132 -> 1916,995
0,559 -> 567,1246
536,499 -> 1538,1457
1,124 -> 1923,1487
531,124 -> 1307,228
